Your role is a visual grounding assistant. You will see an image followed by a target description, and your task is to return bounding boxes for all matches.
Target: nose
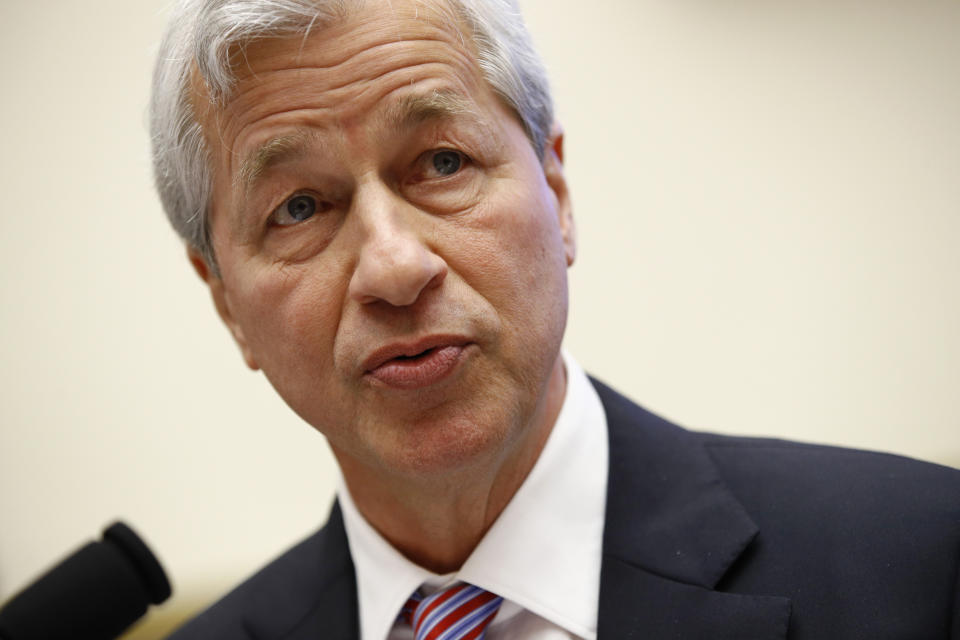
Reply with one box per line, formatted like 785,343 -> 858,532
347,187 -> 447,307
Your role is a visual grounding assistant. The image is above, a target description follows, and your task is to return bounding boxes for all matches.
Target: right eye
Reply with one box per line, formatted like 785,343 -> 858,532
270,194 -> 319,226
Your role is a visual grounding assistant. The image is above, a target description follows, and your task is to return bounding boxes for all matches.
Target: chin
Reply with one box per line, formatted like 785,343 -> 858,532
379,409 -> 519,478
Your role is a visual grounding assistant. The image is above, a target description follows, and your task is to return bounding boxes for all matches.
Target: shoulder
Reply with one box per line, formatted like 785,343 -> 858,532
592,374 -> 960,512
166,505 -> 355,640
593,376 -> 960,631
591,375 -> 960,551
699,429 -> 960,489
697,431 -> 960,532
696,433 -> 960,630
166,530 -> 325,640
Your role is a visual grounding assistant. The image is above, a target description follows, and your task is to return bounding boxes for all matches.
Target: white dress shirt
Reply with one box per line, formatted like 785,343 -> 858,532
337,352 -> 609,640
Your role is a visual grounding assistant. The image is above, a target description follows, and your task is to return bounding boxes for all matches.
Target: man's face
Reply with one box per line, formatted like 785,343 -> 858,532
195,0 -> 575,478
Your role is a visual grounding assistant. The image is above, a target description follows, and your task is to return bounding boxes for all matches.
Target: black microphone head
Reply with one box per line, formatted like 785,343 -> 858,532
102,522 -> 171,605
0,521 -> 172,640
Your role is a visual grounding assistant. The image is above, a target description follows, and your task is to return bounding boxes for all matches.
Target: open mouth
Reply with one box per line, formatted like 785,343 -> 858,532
391,347 -> 437,362
365,344 -> 469,389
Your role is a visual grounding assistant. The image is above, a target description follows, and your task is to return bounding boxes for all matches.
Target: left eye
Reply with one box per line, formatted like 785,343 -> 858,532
270,193 -> 319,227
426,150 -> 464,177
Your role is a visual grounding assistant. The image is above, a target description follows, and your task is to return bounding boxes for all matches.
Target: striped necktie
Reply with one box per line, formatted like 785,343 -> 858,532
399,582 -> 503,640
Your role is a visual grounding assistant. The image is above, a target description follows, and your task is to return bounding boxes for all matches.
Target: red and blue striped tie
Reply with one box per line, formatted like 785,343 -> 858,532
400,582 -> 503,640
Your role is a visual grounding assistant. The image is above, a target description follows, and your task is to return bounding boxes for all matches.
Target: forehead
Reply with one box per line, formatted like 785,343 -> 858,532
196,0 -> 489,160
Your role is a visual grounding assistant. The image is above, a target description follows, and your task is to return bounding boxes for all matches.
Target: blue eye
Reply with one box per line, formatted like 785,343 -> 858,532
286,195 -> 316,221
431,150 -> 462,176
270,194 -> 322,227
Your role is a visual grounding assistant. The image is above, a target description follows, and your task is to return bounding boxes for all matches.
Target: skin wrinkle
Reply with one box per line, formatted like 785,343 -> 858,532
222,80 -> 490,248
217,0 -> 468,86
233,110 -> 497,260
207,19 -> 480,124
220,54 -> 479,181
215,6 -> 352,102
292,9 -> 327,62
239,90 -> 475,194
234,52 -> 476,115
384,90 -> 474,129
172,0 -> 536,275
209,8 -> 481,131
236,130 -> 311,193
194,0 -> 574,573
250,36 -> 457,76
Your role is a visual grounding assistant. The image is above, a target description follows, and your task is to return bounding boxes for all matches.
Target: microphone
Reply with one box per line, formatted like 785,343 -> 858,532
0,521 -> 171,640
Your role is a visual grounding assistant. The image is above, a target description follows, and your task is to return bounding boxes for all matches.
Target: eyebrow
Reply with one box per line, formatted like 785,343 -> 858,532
235,90 -> 476,192
383,89 -> 475,131
236,131 -> 312,192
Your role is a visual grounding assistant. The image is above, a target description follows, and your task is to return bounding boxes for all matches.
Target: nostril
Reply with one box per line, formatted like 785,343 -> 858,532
348,227 -> 448,307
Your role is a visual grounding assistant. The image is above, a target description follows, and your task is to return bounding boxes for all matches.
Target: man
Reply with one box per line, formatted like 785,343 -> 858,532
151,0 -> 960,638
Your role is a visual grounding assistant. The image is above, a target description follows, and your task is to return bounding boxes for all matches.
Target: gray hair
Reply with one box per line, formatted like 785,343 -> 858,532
150,0 -> 554,270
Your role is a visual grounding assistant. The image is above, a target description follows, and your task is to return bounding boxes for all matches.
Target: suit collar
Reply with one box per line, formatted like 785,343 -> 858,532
242,502 -> 359,640
595,378 -> 757,588
592,378 -> 791,638
242,379 -> 792,639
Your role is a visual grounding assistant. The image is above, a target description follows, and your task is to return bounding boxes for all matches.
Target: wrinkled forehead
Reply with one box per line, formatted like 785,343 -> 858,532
191,0 -> 477,108
188,0 -> 493,165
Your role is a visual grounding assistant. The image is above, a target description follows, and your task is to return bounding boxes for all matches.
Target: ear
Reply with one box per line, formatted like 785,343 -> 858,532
187,246 -> 260,371
543,122 -> 576,267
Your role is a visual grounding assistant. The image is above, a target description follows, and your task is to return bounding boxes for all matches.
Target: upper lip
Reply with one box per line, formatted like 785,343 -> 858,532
361,334 -> 470,373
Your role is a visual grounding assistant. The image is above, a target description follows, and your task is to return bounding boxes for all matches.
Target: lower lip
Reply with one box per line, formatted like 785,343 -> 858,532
366,345 -> 467,389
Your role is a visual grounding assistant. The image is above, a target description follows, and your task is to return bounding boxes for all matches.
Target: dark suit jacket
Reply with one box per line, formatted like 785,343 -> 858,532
169,379 -> 960,639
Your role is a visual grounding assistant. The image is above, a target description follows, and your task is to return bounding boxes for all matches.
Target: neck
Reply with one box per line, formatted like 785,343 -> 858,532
338,356 -> 567,574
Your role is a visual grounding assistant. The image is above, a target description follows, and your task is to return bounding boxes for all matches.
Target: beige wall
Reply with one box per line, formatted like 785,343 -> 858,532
1,0 -> 957,626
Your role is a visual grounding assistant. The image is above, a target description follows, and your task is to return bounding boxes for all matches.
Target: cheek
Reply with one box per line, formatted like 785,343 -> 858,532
501,189 -> 570,343
232,261 -> 344,375
493,186 -> 567,285
442,179 -> 569,326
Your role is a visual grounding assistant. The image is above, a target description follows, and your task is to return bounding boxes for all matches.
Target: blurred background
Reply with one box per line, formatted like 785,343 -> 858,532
1,0 -> 958,636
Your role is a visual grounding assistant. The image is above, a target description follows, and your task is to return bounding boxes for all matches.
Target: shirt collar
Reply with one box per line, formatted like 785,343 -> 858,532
338,351 -> 609,640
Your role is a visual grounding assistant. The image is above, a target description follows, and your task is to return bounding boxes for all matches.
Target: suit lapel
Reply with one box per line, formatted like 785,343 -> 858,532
242,502 -> 359,640
239,379 -> 792,639
593,379 -> 791,639
599,559 -> 791,639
